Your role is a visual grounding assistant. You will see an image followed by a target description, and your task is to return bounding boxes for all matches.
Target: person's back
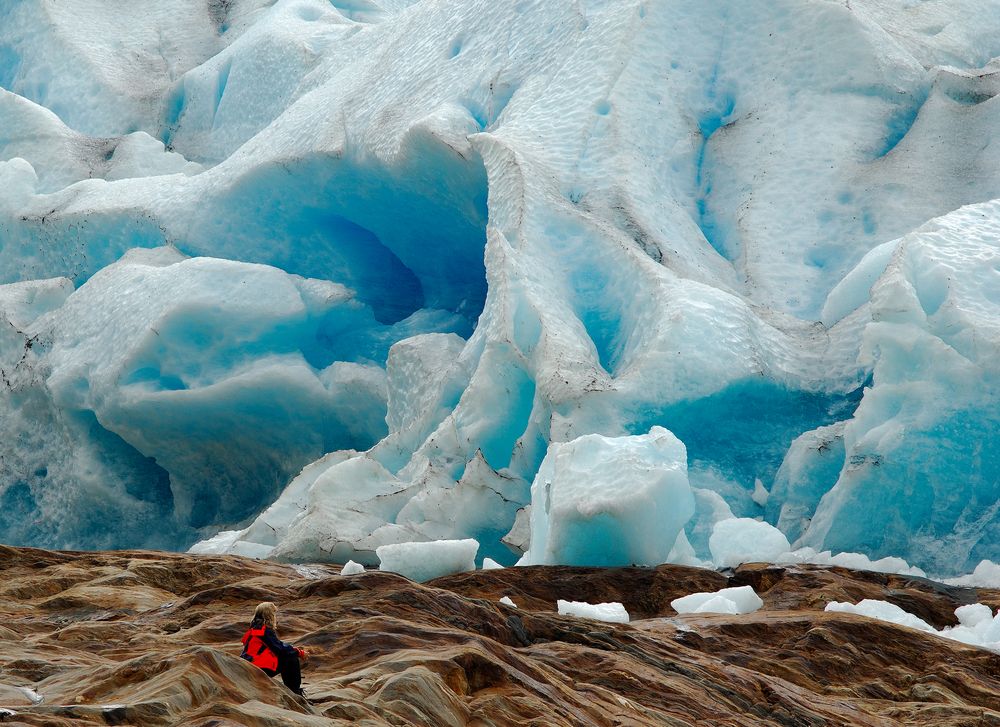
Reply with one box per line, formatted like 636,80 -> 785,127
240,601 -> 307,696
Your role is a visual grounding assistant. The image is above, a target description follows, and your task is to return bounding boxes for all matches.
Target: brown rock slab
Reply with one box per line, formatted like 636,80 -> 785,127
0,547 -> 999,725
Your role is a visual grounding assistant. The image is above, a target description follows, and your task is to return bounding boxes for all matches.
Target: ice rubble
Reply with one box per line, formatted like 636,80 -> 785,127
2,0 -> 1000,572
825,599 -> 1000,653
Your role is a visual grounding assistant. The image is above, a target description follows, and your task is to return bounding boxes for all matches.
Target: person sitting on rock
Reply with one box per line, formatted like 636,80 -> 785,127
240,601 -> 308,696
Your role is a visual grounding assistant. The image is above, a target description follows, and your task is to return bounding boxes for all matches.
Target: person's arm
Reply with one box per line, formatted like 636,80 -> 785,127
262,627 -> 299,658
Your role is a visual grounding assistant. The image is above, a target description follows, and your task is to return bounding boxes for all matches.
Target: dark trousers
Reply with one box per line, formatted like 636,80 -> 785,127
263,651 -> 302,693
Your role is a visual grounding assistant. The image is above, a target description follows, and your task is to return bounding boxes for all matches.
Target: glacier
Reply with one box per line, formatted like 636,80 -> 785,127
2,0 -> 1000,574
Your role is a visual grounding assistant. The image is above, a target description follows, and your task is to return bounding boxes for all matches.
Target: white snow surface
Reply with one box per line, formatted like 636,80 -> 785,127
671,586 -> 764,615
557,600 -> 630,624
1,0 -> 1000,573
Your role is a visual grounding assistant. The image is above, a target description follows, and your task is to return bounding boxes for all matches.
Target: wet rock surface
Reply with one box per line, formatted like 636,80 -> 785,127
1,546 -> 1000,725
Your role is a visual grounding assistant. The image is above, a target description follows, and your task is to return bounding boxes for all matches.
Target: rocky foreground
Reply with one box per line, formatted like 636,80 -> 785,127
2,548 -> 1000,725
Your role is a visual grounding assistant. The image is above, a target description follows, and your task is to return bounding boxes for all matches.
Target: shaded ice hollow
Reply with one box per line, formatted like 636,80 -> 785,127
1,0 -> 1000,575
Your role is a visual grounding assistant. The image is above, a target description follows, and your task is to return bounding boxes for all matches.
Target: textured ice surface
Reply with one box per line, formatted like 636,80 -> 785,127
2,0 -> 1000,570
802,202 -> 1000,572
671,586 -> 764,616
2,250 -> 390,548
557,600 -> 630,624
518,427 -> 693,567
376,538 -> 478,583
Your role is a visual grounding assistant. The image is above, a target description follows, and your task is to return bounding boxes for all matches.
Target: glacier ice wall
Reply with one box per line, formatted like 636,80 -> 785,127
3,0 -> 1000,571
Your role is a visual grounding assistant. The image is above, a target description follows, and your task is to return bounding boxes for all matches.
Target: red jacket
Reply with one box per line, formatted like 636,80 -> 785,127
241,625 -> 279,671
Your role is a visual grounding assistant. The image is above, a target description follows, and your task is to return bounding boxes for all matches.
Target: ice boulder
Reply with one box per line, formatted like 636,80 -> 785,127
709,518 -> 791,569
186,530 -> 244,556
195,434 -> 529,566
340,560 -> 365,576
690,596 -> 739,615
955,604 -> 994,630
671,586 -> 764,615
518,427 -> 694,567
376,539 -> 479,583
557,600 -> 630,624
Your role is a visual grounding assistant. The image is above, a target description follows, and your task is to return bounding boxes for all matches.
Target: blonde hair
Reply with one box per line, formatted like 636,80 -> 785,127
253,601 -> 278,630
